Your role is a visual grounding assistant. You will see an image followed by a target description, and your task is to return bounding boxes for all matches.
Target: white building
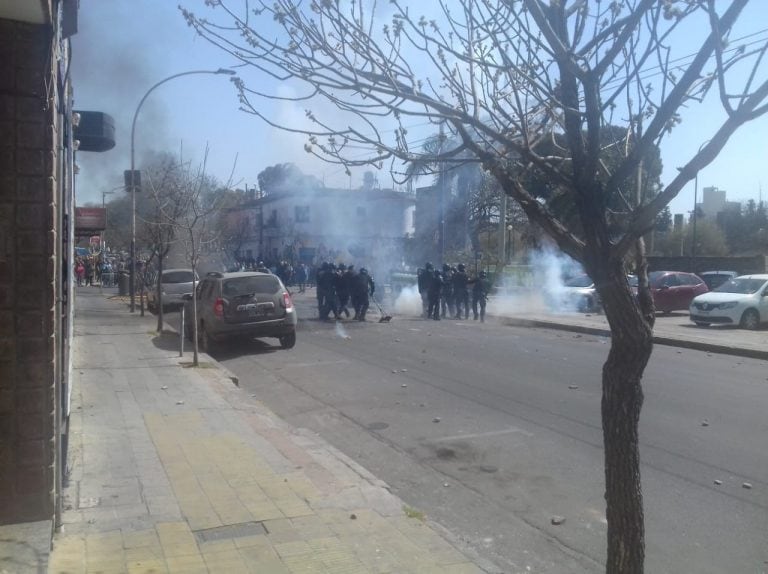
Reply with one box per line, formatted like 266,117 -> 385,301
234,187 -> 416,276
696,186 -> 741,221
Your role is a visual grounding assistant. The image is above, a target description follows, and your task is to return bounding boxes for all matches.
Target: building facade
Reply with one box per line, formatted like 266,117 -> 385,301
0,0 -> 112,530
235,187 -> 415,276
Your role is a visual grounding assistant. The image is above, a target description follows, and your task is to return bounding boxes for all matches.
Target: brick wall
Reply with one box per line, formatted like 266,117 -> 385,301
0,17 -> 58,524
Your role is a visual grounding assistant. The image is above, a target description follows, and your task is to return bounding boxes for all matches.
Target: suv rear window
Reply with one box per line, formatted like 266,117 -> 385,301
222,276 -> 281,297
162,270 -> 195,283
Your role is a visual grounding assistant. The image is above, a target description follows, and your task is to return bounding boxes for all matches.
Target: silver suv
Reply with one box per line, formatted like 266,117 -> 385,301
183,271 -> 297,351
147,268 -> 198,312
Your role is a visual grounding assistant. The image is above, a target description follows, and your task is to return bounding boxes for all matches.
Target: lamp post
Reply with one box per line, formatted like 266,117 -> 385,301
129,68 -> 236,312
690,140 -> 710,271
101,190 -> 115,261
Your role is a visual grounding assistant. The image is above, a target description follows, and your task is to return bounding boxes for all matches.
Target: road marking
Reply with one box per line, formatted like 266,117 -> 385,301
434,427 -> 534,442
285,360 -> 351,368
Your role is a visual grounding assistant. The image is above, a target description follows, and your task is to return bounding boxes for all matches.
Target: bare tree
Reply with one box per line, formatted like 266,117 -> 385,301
182,1 -> 768,571
155,147 -> 233,366
143,154 -> 188,331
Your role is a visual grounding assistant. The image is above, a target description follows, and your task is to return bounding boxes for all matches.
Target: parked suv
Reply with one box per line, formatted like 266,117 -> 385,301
147,268 -> 197,312
183,271 -> 297,352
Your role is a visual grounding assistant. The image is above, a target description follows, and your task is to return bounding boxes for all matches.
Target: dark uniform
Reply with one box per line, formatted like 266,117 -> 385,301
335,264 -> 351,318
417,262 -> 434,318
440,264 -> 455,318
427,270 -> 443,320
316,262 -> 329,318
470,271 -> 492,322
340,265 -> 355,318
352,268 -> 375,321
452,264 -> 470,319
318,263 -> 339,320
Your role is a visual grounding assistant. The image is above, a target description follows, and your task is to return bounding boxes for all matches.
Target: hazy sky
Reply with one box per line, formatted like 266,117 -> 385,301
71,1 -> 768,217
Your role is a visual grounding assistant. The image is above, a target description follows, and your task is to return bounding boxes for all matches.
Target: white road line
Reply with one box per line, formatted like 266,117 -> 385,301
434,427 -> 534,441
284,360 -> 352,368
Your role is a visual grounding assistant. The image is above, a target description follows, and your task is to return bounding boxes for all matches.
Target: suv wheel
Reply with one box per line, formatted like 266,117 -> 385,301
279,332 -> 296,349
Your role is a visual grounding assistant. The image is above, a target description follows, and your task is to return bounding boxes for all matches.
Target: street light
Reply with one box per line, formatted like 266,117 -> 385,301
129,68 -> 236,312
690,140 -> 710,270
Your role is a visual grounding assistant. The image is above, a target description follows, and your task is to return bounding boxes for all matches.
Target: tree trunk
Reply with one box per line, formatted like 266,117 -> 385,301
595,262 -> 653,574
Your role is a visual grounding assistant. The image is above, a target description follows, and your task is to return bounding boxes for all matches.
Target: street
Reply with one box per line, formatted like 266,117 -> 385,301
170,296 -> 768,574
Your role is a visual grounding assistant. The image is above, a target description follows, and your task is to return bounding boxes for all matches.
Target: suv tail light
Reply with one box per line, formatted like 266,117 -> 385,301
213,297 -> 224,317
282,292 -> 293,311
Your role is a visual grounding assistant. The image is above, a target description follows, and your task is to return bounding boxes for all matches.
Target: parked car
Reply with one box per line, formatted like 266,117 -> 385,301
560,274 -> 601,312
147,268 -> 198,312
648,271 -> 708,313
689,274 -> 768,329
698,270 -> 738,291
183,271 -> 297,352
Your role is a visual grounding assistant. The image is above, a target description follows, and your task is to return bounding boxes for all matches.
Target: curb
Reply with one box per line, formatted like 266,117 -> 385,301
500,317 -> 768,361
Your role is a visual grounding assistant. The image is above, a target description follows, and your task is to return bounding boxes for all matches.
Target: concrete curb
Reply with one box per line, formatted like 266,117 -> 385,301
500,316 -> 768,361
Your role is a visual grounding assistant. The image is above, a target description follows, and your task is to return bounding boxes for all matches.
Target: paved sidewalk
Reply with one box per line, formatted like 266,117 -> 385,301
48,289 -> 487,574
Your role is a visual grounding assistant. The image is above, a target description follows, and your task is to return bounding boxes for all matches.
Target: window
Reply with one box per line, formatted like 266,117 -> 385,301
295,205 -> 310,222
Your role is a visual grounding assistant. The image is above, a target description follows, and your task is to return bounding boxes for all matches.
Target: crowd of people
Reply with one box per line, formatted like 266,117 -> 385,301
417,262 -> 492,322
73,255 -> 126,287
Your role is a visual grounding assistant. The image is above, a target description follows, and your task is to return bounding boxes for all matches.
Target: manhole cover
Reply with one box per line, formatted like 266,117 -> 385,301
193,522 -> 266,544
366,422 -> 389,431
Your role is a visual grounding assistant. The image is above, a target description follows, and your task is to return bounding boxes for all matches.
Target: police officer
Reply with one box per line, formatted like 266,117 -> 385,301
352,268 -> 375,321
441,264 -> 455,318
335,263 -> 351,318
452,263 -> 470,319
316,262 -> 329,319
470,270 -> 492,322
417,262 -> 434,318
427,269 -> 443,320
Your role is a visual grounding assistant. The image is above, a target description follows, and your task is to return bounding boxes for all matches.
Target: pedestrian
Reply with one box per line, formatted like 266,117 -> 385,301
417,262 -> 434,318
352,268 -> 375,321
470,270 -> 492,322
452,263 -> 470,319
84,258 -> 93,286
427,269 -> 443,320
75,259 -> 85,286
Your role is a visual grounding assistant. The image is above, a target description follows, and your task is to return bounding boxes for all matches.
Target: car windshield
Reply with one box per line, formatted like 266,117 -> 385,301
161,270 -> 195,284
564,275 -> 593,287
713,278 -> 767,294
223,276 -> 281,297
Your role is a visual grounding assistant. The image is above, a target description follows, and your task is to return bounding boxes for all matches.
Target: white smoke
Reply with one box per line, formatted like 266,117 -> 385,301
393,285 -> 423,316
488,248 -> 585,316
334,321 -> 351,339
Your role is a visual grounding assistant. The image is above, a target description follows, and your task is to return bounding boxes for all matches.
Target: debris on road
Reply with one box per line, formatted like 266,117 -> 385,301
742,482 -> 753,490
401,368 -> 408,372
350,513 -> 357,520
701,420 -> 710,427
714,480 -> 723,486
175,400 -> 184,405
401,384 -> 408,388
433,417 -> 441,423
551,515 -> 566,525
443,483 -> 450,487
568,385 -> 579,390
160,385 -> 168,390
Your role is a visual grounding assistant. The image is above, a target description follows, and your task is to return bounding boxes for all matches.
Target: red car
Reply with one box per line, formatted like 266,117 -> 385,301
648,271 -> 708,313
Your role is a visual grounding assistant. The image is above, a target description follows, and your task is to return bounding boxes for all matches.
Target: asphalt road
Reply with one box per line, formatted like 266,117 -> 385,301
173,298 -> 768,574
